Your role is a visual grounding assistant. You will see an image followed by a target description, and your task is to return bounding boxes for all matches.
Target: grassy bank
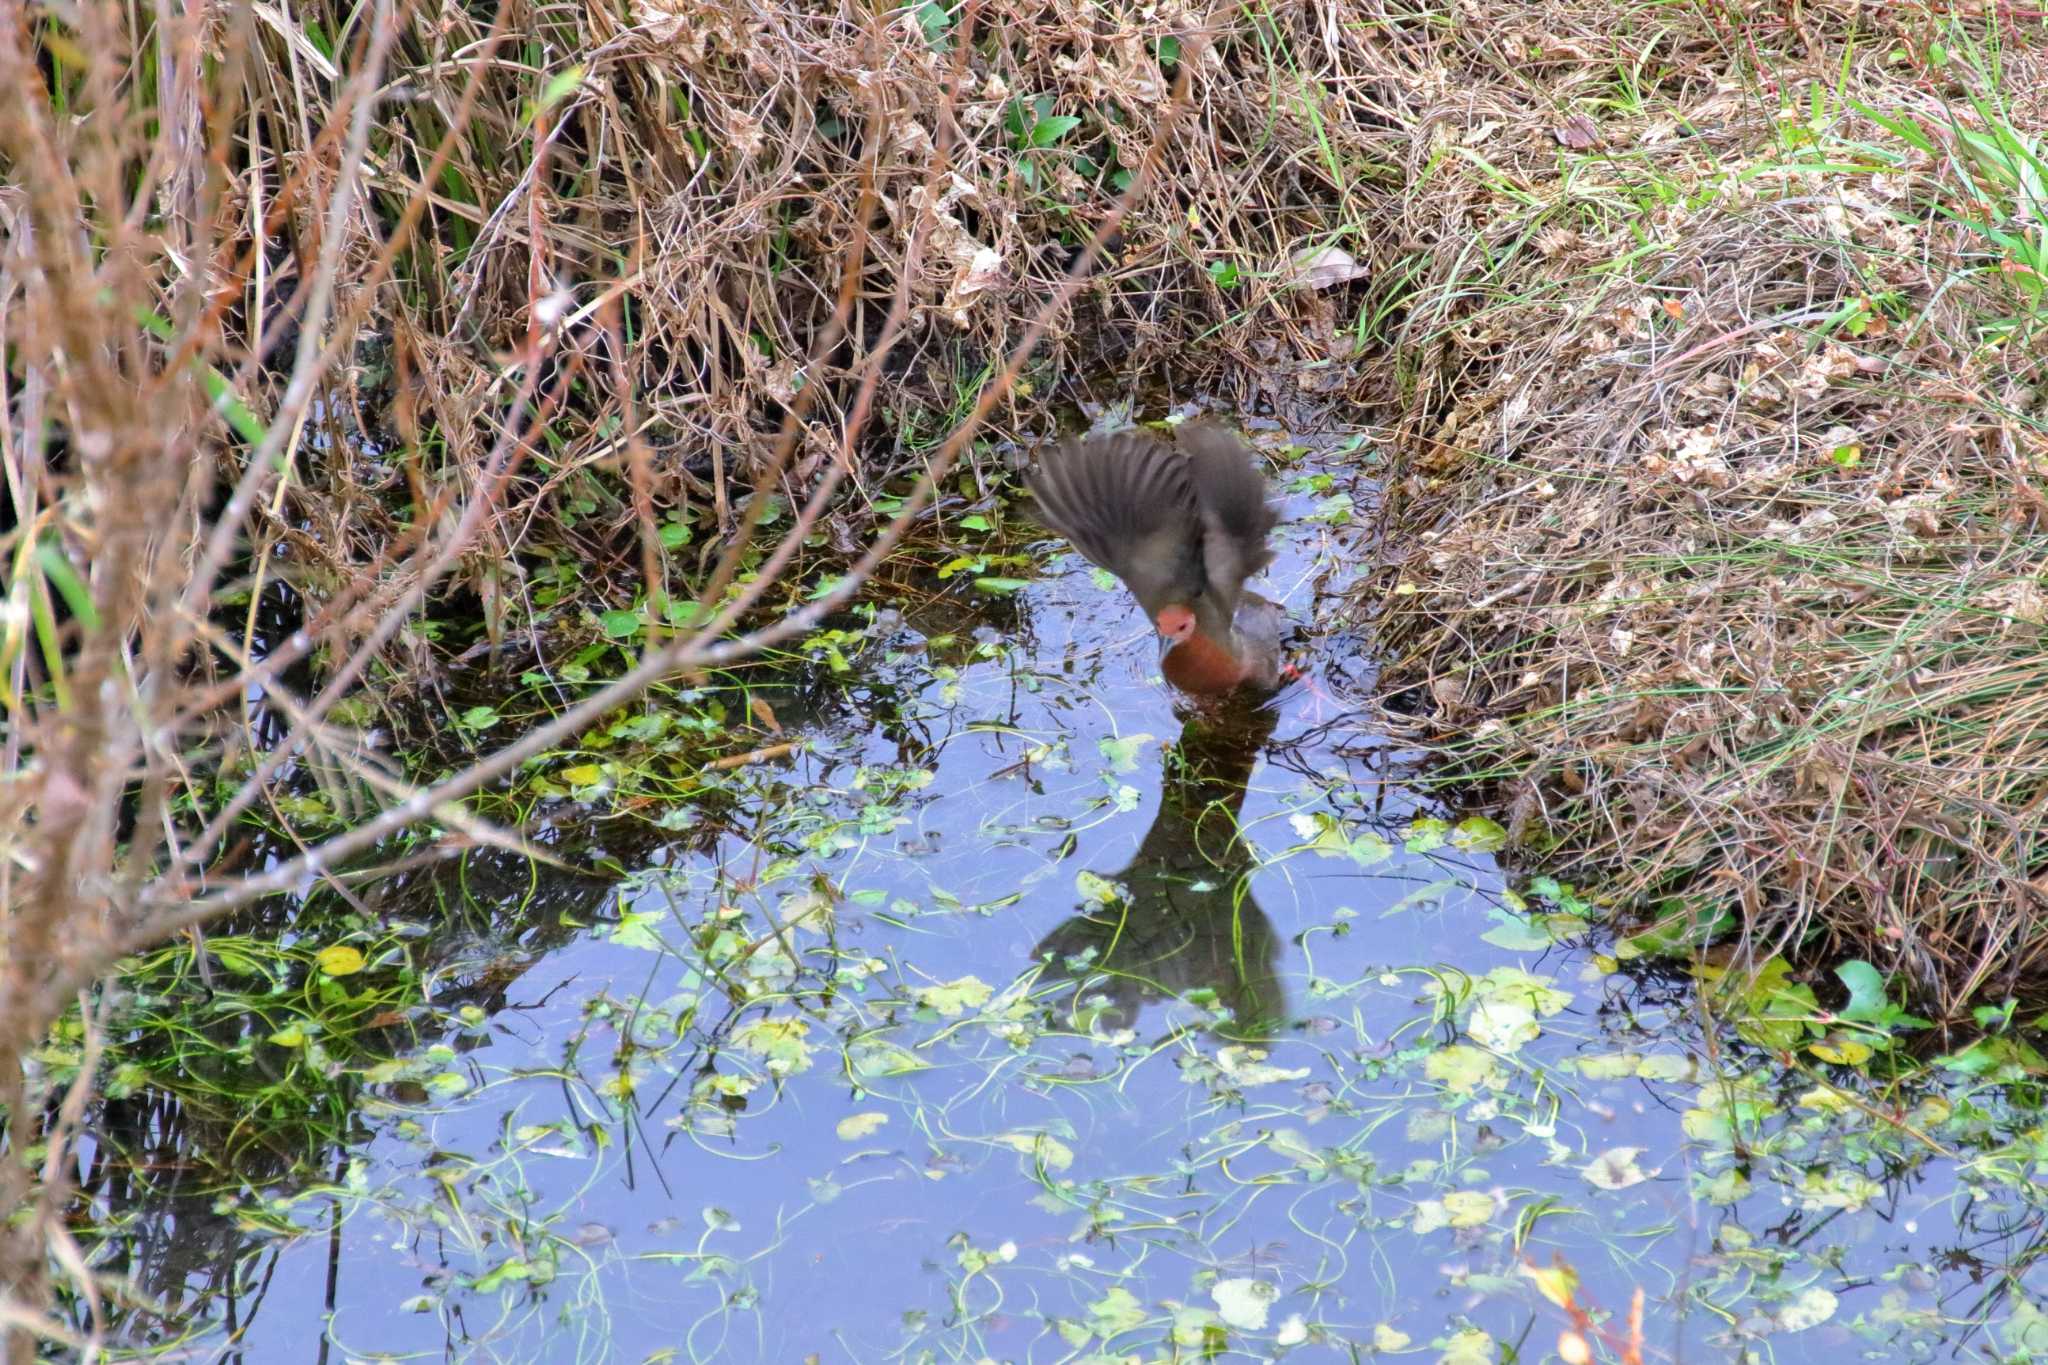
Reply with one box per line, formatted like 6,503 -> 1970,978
1365,6 -> 2048,1015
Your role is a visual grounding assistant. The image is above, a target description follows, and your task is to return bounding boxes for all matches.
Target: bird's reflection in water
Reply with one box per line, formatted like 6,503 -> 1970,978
1034,699 -> 1284,1042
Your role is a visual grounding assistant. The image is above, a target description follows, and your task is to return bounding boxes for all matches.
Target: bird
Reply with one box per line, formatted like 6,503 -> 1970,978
1026,422 -> 1287,696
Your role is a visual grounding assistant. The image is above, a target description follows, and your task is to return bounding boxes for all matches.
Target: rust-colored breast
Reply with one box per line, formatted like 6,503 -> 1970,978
1161,631 -> 1247,695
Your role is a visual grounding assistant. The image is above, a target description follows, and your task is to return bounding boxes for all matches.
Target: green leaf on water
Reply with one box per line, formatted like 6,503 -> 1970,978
1424,1044 -> 1503,1092
734,1017 -> 813,1075
1772,1286 -> 1838,1333
1807,1033 -> 1874,1065
1413,1190 -> 1495,1234
835,1112 -> 888,1141
599,609 -> 642,640
848,1038 -> 928,1078
1403,817 -> 1449,853
1479,907 -> 1553,951
1290,811 -> 1391,865
471,1258 -> 534,1293
1696,1168 -> 1751,1204
2002,1298 -> 2048,1356
1347,830 -> 1394,865
1832,959 -> 1928,1033
974,576 -> 1031,594
915,975 -> 992,1017
1087,1286 -> 1146,1338
996,1130 -> 1074,1172
1437,1327 -> 1497,1364
1170,1306 -> 1224,1347
428,1071 -> 470,1099
315,945 -> 365,977
1582,1146 -> 1650,1190
1210,1277 -> 1276,1331
607,910 -> 669,951
1098,732 -> 1153,774
1466,997 -> 1540,1053
1215,1045 -> 1311,1087
1703,957 -> 1819,1050
1306,492 -> 1353,524
1835,959 -> 1889,1021
1075,870 -> 1122,904
1450,816 -> 1508,852
1939,1034 -> 2048,1078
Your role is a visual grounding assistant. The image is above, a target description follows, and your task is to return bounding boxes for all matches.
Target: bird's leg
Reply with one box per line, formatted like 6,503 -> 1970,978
1282,661 -> 1336,720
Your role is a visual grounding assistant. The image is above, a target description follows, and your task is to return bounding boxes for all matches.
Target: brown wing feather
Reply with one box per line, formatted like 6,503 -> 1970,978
1026,433 -> 1202,620
1178,423 -> 1279,629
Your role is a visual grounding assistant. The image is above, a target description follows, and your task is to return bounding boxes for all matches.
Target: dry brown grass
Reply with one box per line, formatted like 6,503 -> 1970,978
253,0 -> 1418,623
1362,1 -> 2048,1014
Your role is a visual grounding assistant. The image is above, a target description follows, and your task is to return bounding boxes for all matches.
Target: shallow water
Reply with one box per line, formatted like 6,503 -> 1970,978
84,431 -> 2048,1362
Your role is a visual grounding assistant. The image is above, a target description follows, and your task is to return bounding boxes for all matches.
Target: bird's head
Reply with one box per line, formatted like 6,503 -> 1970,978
1154,603 -> 1199,647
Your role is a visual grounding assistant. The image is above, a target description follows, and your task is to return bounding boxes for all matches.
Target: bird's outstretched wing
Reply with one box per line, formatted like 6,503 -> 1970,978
1178,423 -> 1278,625
1026,432 -> 1202,620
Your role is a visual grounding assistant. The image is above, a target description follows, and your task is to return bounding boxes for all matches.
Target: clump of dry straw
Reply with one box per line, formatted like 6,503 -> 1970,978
1368,1 -> 2048,1014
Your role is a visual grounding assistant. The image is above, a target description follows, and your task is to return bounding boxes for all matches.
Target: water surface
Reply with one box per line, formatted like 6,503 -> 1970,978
84,430 -> 2048,1363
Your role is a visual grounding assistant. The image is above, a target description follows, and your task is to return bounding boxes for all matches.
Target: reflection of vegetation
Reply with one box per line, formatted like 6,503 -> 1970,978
46,836 -> 623,1353
1035,702 -> 1285,1040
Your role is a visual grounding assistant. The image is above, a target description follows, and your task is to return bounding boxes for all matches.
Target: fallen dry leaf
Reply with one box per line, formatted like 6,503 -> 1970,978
1554,113 -> 1601,148
1287,244 -> 1369,291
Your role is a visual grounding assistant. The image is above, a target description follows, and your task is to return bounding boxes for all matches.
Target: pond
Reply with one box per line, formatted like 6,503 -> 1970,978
77,425 -> 2048,1363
